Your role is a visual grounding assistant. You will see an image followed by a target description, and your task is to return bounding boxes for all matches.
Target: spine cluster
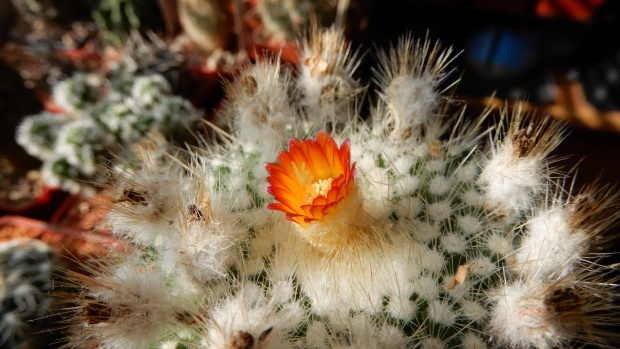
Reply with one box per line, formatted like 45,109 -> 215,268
65,28 -> 620,349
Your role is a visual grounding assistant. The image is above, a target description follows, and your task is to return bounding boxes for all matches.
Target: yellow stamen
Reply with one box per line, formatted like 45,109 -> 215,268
303,177 -> 335,204
313,178 -> 335,198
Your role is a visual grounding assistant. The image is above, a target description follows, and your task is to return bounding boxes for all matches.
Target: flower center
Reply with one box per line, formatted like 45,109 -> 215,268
292,161 -> 336,204
304,177 -> 335,204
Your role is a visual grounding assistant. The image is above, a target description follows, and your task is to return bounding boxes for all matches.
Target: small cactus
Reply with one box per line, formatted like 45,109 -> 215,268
252,0 -> 338,44
92,0 -> 163,46
10,0 -> 59,23
177,0 -> 232,54
10,0 -> 88,24
64,28 -> 620,349
0,239 -> 63,349
108,32 -> 185,87
16,63 -> 203,194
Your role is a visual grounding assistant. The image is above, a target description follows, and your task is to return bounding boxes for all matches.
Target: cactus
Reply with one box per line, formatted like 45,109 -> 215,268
9,0 -> 88,24
253,0 -> 338,44
177,0 -> 232,54
10,0 -> 59,23
16,66 -> 203,194
108,32 -> 185,88
92,0 -> 163,46
64,28 -> 620,348
0,239 -> 63,349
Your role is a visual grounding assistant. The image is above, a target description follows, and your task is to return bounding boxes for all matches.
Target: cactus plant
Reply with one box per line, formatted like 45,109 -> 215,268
92,0 -> 163,46
252,0 -> 338,44
16,64 -> 204,194
10,0 -> 60,23
108,32 -> 185,87
64,28 -> 620,349
0,239 -> 63,349
10,0 -> 90,24
177,0 -> 232,54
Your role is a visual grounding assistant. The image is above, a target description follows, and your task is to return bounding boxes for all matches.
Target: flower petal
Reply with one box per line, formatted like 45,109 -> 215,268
265,130 -> 356,224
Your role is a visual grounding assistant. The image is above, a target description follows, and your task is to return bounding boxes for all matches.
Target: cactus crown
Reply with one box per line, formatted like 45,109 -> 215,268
65,28 -> 620,349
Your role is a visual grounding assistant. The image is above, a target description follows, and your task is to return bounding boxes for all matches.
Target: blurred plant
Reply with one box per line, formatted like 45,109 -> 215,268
177,0 -> 233,54
9,0 -> 92,24
251,0 -> 338,44
63,28 -> 620,349
108,31 -> 186,89
10,0 -> 60,23
0,239 -> 63,349
92,0 -> 164,46
16,60 -> 203,194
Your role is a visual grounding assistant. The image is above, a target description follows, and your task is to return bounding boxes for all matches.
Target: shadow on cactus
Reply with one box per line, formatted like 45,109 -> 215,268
62,27 -> 620,349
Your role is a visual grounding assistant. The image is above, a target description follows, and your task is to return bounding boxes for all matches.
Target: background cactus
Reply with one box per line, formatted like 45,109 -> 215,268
252,0 -> 339,44
9,0 -> 92,24
10,0 -> 61,23
0,239 -> 63,349
177,0 -> 232,54
64,28 -> 620,348
16,55 -> 203,194
92,0 -> 164,46
108,32 -> 186,89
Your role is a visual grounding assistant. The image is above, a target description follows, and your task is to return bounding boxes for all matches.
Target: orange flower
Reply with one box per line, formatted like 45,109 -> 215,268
266,130 -> 357,225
